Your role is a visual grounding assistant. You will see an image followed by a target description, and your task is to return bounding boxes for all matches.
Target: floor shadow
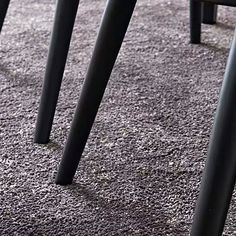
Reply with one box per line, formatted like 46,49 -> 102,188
35,140 -> 63,151
63,182 -> 180,235
201,42 -> 230,54
216,22 -> 235,31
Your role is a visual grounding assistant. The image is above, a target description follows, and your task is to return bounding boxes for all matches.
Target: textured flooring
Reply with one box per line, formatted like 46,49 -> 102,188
1,0 -> 236,235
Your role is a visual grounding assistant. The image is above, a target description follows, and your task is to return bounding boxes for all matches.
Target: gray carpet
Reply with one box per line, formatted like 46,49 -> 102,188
1,0 -> 236,235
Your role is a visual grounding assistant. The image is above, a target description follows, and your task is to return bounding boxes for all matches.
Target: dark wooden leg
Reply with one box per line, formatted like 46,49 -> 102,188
190,0 -> 202,44
191,30 -> 236,236
55,0 -> 137,185
0,0 -> 10,33
34,0 -> 80,144
202,3 -> 217,25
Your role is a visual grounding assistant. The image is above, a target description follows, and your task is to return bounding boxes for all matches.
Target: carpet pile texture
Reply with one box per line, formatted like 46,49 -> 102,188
1,0 -> 236,235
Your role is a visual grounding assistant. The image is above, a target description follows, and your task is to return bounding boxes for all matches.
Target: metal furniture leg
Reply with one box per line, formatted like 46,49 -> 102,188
190,0 -> 202,44
55,0 -> 137,185
34,0 -> 80,144
0,0 -> 10,33
191,29 -> 236,236
202,2 -> 217,24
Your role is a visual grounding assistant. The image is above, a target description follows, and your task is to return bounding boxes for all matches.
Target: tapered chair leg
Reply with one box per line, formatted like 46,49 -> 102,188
0,0 -> 10,33
34,0 -> 80,144
202,2 -> 217,24
55,0 -> 137,185
190,0 -> 202,44
191,30 -> 236,236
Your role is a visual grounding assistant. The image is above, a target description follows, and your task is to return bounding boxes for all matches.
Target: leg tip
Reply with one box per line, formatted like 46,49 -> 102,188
190,39 -> 201,44
55,175 -> 73,186
190,33 -> 201,44
34,139 -> 49,144
202,20 -> 216,25
34,133 -> 50,144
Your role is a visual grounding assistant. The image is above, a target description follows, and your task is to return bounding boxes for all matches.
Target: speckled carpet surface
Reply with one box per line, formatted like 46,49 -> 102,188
1,0 -> 236,235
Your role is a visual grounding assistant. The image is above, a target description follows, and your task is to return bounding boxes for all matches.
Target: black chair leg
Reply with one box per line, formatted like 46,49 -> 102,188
34,0 -> 80,144
0,0 -> 10,33
202,2 -> 217,24
55,0 -> 137,185
191,30 -> 236,236
190,0 -> 202,44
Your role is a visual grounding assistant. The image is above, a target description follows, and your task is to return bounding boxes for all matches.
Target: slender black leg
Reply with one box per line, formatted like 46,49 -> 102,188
34,0 -> 80,144
190,0 -> 202,44
0,0 -> 10,33
55,0 -> 137,185
191,30 -> 236,236
202,3 -> 217,24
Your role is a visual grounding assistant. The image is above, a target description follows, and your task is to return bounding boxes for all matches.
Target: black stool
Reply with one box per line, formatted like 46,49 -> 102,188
0,0 -> 10,33
190,0 -> 236,43
52,2 -> 236,235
